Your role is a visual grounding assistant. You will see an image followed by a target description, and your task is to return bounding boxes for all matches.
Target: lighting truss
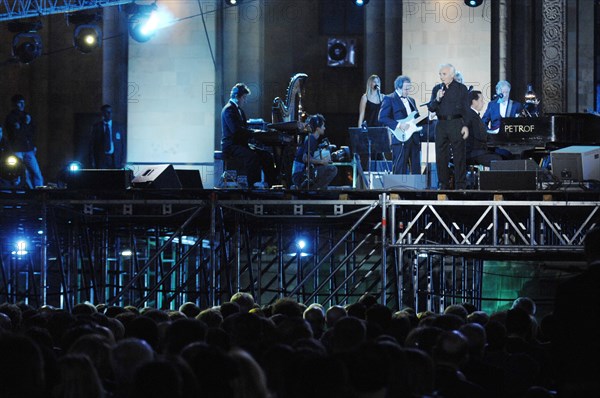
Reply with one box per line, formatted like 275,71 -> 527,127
0,0 -> 132,22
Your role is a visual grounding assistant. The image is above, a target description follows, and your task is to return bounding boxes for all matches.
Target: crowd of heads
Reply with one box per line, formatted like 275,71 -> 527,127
0,289 -> 565,398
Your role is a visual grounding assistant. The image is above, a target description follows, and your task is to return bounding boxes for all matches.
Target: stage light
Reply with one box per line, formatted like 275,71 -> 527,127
354,0 -> 370,6
1,155 -> 23,182
6,155 -> 19,167
68,12 -> 102,53
297,239 -> 306,250
12,240 -> 28,256
121,249 -> 133,257
67,161 -> 83,172
7,20 -> 43,64
127,3 -> 172,43
464,0 -> 483,7
12,32 -> 42,64
225,0 -> 242,5
73,24 -> 102,53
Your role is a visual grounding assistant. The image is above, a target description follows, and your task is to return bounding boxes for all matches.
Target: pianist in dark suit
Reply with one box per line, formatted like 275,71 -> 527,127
466,91 -> 502,167
482,80 -> 524,131
378,75 -> 421,175
221,83 -> 276,188
89,104 -> 126,169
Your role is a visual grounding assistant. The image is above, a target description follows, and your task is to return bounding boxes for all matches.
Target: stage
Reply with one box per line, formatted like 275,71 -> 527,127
1,186 -> 598,313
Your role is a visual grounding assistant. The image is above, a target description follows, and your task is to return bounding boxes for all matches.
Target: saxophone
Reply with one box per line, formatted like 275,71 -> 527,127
272,73 -> 308,123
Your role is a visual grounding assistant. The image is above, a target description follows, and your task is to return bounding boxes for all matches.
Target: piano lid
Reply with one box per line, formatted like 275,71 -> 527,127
492,117 -> 553,146
547,113 -> 600,145
490,113 -> 600,148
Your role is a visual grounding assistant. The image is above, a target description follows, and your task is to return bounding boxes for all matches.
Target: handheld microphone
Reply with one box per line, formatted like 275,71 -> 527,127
492,93 -> 504,101
468,85 -> 473,92
374,84 -> 380,91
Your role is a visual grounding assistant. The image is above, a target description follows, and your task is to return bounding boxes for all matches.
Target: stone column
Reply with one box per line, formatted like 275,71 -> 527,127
541,0 -> 567,113
365,0 -> 386,87
103,6 -> 129,127
498,0 -> 508,81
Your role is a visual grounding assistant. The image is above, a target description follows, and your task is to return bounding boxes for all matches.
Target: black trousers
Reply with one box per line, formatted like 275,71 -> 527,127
435,119 -> 466,189
224,145 -> 277,187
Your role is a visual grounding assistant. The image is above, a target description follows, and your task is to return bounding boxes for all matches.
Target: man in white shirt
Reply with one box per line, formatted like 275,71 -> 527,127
481,80 -> 524,131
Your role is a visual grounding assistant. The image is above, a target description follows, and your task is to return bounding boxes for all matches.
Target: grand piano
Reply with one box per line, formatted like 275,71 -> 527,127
489,113 -> 600,159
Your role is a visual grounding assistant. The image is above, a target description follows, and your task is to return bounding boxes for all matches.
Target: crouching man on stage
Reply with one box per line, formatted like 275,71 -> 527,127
291,114 -> 337,190
221,83 -> 277,188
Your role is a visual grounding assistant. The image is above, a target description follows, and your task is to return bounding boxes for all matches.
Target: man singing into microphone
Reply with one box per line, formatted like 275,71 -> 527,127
482,80 -> 524,131
427,64 -> 471,190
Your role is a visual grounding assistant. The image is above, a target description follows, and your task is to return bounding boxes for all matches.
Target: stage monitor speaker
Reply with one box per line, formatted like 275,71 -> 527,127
550,145 -> 600,181
132,164 -> 182,189
175,169 -> 204,189
66,169 -> 133,190
479,170 -> 537,190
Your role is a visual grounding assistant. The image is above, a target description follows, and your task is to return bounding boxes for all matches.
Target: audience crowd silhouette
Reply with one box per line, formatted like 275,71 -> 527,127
0,228 -> 598,398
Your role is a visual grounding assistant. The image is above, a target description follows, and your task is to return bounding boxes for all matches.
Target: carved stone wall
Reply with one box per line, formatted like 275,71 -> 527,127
542,0 -> 566,113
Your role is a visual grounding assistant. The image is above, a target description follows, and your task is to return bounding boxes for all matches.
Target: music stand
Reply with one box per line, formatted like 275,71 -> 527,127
349,127 -> 390,189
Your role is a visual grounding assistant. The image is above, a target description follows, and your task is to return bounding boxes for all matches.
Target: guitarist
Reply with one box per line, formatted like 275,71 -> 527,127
378,75 -> 421,175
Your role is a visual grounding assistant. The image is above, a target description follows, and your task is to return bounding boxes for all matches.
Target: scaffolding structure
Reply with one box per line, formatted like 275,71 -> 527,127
0,0 -> 131,21
1,189 -> 598,311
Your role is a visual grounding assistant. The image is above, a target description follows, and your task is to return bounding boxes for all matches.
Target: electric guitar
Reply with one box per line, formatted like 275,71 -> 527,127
390,111 -> 428,142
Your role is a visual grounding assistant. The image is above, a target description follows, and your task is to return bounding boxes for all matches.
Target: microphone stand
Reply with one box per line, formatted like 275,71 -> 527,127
420,100 -> 433,190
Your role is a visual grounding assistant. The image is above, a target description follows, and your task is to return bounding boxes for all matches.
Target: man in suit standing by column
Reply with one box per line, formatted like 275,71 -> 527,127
90,104 -> 126,169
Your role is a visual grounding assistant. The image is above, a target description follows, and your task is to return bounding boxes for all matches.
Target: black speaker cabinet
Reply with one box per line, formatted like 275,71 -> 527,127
479,170 -> 538,191
132,164 -> 182,189
175,169 -> 204,189
327,38 -> 356,67
66,169 -> 133,190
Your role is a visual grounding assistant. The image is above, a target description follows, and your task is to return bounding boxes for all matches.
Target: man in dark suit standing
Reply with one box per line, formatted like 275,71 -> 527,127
428,64 -> 471,190
90,104 -> 126,169
378,75 -> 421,175
221,83 -> 276,188
482,80 -> 524,131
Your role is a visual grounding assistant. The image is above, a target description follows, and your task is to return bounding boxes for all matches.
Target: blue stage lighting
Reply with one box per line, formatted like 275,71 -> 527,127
68,161 -> 82,172
464,0 -> 483,7
296,239 -> 306,250
12,240 -> 28,256
127,4 -> 172,43
354,0 -> 370,5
